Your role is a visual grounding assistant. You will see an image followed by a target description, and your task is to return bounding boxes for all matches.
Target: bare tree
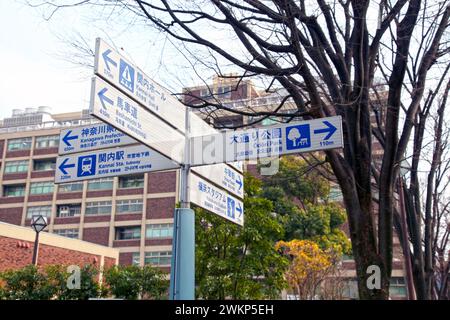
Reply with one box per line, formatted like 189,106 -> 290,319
31,0 -> 450,299
395,68 -> 450,299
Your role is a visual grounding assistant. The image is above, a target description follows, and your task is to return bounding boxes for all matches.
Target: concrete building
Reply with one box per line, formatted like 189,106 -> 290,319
0,107 -> 176,270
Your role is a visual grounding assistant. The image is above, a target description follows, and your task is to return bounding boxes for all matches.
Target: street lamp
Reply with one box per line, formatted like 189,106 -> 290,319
30,214 -> 48,265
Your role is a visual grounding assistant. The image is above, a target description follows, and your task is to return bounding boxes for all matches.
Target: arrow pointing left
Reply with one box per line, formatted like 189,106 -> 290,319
102,49 -> 117,71
62,130 -> 78,147
59,158 -> 75,175
98,88 -> 114,109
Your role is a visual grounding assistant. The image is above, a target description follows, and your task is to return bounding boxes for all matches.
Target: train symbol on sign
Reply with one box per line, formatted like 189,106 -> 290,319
77,155 -> 96,177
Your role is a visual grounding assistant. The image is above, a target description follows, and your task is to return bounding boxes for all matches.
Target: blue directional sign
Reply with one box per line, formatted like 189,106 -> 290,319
189,173 -> 244,226
190,116 -> 343,165
58,124 -> 137,155
55,145 -> 179,184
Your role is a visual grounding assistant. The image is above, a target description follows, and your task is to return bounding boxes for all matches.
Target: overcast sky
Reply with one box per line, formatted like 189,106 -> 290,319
0,0 -> 203,120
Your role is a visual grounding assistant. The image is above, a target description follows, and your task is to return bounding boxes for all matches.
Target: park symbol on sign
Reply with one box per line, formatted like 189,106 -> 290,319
285,124 -> 311,150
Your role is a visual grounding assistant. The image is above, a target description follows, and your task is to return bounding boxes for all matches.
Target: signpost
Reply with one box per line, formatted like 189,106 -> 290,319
189,173 -> 244,226
58,123 -> 137,155
190,116 -> 343,165
55,145 -> 178,183
81,37 -> 345,302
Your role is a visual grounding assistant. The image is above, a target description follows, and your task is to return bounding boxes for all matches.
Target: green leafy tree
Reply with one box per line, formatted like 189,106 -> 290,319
262,156 -> 351,254
0,265 -> 56,300
103,265 -> 168,300
195,173 -> 288,299
46,265 -> 103,300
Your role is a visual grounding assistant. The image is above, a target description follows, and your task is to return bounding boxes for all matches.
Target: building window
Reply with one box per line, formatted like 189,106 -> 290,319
54,228 -> 79,239
27,206 -> 52,219
132,252 -> 140,266
7,137 -> 32,151
217,86 -> 232,98
85,201 -> 112,215
200,88 -> 212,98
389,277 -> 407,297
4,160 -> 29,174
116,199 -> 143,214
144,251 -> 172,266
342,279 -> 359,300
58,182 -> 83,193
87,178 -> 114,191
33,158 -> 56,171
329,184 -> 343,202
29,181 -> 54,195
146,223 -> 173,239
56,204 -> 81,217
115,226 -> 141,240
118,175 -> 144,189
3,184 -> 26,197
35,135 -> 59,149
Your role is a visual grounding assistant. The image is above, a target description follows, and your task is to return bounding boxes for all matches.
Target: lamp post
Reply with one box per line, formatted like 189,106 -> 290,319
30,214 -> 48,265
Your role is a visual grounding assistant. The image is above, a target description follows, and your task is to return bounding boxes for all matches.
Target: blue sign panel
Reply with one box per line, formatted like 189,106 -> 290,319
285,124 -> 311,150
58,124 -> 137,155
55,145 -> 179,184
119,59 -> 135,93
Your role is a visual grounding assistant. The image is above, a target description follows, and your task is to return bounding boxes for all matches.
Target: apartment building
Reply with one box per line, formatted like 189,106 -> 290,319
0,107 -> 176,270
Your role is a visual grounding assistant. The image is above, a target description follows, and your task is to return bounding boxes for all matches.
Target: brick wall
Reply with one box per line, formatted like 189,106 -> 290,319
33,147 -> 58,156
86,190 -> 113,198
56,192 -> 83,200
0,196 -> 25,205
5,150 -> 30,158
146,197 -> 175,219
30,170 -> 55,179
2,173 -> 27,180
116,188 -> 143,196
148,171 -> 176,193
0,235 -> 102,272
28,194 -> 53,202
119,252 -> 134,265
82,227 -> 109,246
0,207 -> 22,225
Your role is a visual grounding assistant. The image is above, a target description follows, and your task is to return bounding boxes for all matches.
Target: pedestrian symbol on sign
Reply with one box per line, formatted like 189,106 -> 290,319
227,197 -> 235,219
119,59 -> 135,93
77,155 -> 96,177
285,124 -> 311,150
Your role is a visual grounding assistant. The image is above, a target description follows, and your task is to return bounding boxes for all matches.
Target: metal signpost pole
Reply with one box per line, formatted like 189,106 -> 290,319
170,108 -> 195,300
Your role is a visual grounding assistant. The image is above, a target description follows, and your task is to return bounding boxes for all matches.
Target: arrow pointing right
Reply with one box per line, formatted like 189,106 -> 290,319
98,88 -> 114,109
102,49 -> 117,71
236,203 -> 243,217
313,121 -> 337,140
235,175 -> 243,191
59,158 -> 75,175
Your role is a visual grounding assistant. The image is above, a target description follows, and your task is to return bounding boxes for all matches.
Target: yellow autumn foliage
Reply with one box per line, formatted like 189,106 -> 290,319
276,239 -> 335,299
